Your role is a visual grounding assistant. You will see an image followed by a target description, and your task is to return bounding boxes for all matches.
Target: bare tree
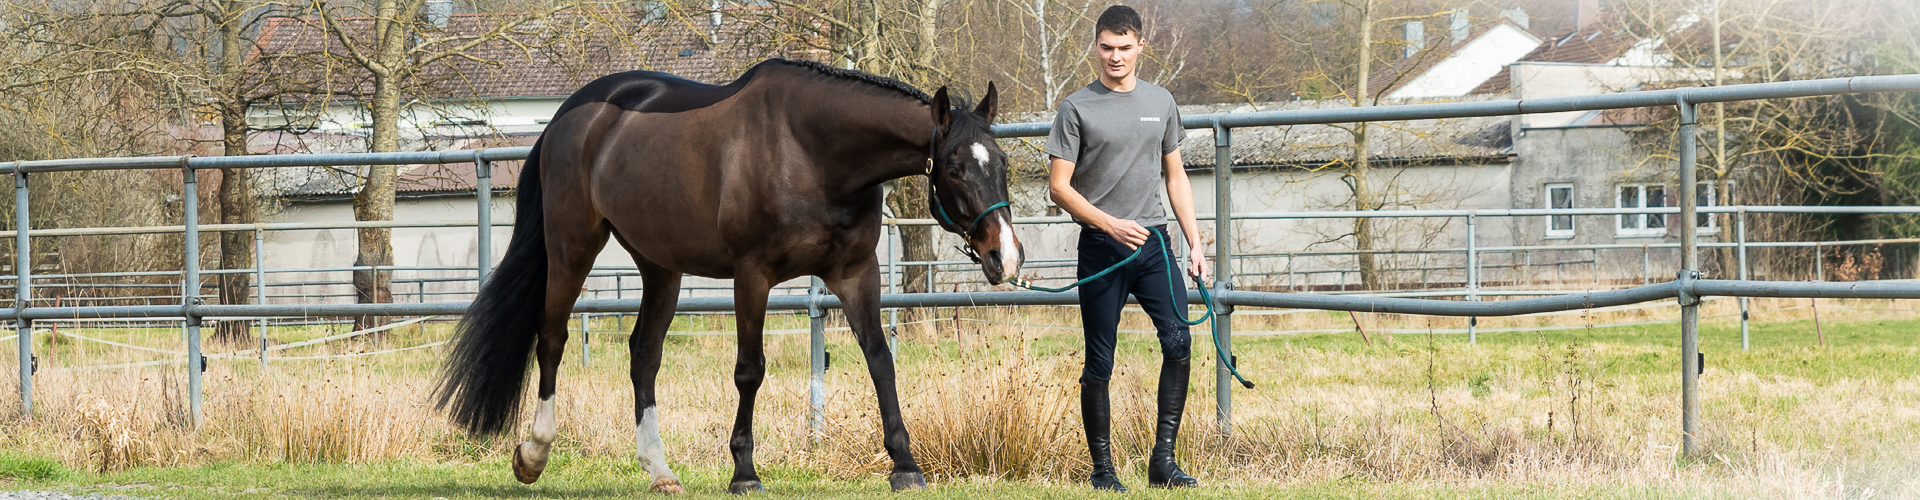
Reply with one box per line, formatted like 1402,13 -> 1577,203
300,0 -> 585,330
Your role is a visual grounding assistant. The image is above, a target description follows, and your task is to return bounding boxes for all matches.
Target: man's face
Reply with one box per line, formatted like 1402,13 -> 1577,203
1095,30 -> 1143,82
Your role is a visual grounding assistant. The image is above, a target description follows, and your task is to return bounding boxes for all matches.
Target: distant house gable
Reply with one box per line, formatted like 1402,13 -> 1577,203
1381,21 -> 1543,99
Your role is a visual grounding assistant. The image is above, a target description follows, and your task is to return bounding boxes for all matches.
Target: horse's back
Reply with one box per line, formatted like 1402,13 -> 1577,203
555,68 -> 753,118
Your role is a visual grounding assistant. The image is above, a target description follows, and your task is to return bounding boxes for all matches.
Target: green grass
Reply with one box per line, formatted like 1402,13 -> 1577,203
2,456 -> 1722,499
8,301 -> 1918,498
0,454 -> 68,482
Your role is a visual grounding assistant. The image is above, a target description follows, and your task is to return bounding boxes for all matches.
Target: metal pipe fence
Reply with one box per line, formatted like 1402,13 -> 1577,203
8,74 -> 1920,457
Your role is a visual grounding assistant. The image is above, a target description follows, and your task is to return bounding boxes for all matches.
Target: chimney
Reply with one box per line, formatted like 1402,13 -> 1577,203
1501,8 -> 1530,30
1450,9 -> 1470,45
426,0 -> 452,28
1404,21 -> 1425,58
1576,0 -> 1600,31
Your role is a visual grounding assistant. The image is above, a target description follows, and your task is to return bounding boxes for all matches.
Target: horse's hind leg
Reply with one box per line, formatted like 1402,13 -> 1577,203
823,260 -> 927,491
512,219 -> 609,484
624,251 -> 686,494
725,270 -> 773,494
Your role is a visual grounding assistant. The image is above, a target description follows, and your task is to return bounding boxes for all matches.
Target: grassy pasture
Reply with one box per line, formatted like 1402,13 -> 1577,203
0,297 -> 1916,498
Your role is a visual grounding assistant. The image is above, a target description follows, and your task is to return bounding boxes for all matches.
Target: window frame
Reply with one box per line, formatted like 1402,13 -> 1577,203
1694,181 -> 1730,235
1544,183 -> 1575,239
1615,184 -> 1667,238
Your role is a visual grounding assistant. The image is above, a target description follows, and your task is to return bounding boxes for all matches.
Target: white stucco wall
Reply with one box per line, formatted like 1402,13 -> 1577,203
1509,63 -> 1714,128
250,97 -> 566,134
998,162 -> 1516,290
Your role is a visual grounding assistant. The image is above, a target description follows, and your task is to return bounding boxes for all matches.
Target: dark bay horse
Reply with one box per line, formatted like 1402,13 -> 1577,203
431,58 -> 1023,494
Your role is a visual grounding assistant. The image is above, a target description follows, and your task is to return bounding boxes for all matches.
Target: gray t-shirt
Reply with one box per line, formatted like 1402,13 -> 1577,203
1044,80 -> 1183,227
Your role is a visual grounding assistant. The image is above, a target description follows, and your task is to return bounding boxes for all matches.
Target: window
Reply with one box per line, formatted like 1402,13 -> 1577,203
1693,181 -> 1737,233
1545,183 -> 1574,238
1617,184 -> 1666,237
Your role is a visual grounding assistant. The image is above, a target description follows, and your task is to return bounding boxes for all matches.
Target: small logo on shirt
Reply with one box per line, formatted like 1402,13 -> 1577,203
1140,117 -> 1161,122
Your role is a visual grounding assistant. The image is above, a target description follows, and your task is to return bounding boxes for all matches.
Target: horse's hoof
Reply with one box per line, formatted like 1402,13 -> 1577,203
511,443 -> 544,484
649,479 -> 686,494
889,471 -> 928,492
727,480 -> 765,495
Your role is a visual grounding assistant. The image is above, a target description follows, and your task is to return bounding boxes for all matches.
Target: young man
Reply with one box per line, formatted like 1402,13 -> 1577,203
1044,5 -> 1207,491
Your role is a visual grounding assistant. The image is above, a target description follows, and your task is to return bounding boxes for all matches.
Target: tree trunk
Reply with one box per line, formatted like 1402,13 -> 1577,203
1709,0 -> 1737,279
353,78 -> 399,333
214,106 -> 256,344
1351,0 -> 1380,291
213,0 -> 256,345
888,175 -> 936,336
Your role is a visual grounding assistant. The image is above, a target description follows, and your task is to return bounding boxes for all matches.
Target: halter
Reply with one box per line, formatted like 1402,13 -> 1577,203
927,127 -> 1011,235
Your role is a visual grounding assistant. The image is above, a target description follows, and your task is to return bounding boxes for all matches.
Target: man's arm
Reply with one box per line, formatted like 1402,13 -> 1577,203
1163,149 -> 1211,281
1050,156 -> 1150,249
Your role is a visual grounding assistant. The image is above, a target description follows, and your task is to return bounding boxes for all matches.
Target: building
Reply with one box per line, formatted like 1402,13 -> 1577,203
247,4 -> 1732,299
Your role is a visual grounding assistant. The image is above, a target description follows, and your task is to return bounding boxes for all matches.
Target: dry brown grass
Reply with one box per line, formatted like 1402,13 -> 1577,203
0,300 -> 1917,497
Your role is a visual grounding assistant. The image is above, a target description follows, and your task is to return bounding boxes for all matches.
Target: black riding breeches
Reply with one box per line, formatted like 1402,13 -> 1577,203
1078,225 -> 1192,383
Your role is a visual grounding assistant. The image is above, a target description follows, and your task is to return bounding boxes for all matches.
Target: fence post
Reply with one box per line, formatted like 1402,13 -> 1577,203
475,154 -> 494,283
1676,97 -> 1702,458
884,221 -> 898,353
1815,241 -> 1824,281
1737,208 -> 1749,350
579,313 -> 590,366
255,227 -> 267,370
1212,121 -> 1234,435
1467,212 -> 1478,344
1285,254 -> 1294,291
181,159 -> 204,430
1591,249 -> 1600,285
807,276 -> 827,441
1643,244 -> 1651,285
14,170 -> 31,415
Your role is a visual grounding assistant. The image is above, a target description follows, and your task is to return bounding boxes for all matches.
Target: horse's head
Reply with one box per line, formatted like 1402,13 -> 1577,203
928,83 -> 1024,285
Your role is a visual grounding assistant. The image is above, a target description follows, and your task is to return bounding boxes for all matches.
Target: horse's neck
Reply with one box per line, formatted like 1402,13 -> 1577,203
789,88 -> 932,190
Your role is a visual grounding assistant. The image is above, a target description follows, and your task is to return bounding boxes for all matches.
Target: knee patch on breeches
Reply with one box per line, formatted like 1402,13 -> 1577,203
1158,327 -> 1192,360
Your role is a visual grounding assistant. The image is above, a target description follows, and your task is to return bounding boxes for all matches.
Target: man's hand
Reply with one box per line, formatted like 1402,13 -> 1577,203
1101,218 -> 1150,249
1186,252 -> 1211,283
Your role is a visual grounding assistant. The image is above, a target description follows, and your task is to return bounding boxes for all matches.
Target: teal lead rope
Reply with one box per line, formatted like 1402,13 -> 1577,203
1008,230 -> 1256,389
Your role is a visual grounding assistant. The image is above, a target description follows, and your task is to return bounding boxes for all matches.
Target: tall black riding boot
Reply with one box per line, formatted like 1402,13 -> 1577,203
1147,356 -> 1199,488
1081,379 -> 1128,492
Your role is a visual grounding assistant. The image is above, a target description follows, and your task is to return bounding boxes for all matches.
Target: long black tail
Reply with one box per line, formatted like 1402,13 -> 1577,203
433,138 -> 549,436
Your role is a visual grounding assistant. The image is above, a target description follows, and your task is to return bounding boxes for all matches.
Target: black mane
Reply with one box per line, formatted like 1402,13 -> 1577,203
768,59 -> 932,104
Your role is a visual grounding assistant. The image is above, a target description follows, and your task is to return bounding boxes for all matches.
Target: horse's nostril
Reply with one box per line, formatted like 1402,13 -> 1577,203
987,249 -> 1001,263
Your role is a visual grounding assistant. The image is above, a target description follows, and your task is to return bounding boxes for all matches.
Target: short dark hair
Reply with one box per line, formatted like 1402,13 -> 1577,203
1095,5 -> 1143,38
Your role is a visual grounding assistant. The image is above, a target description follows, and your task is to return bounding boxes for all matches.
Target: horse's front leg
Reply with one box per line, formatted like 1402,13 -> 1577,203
824,262 -> 927,491
727,271 -> 773,494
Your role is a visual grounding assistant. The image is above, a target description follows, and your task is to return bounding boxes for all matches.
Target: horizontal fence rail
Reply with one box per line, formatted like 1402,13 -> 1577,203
9,73 -> 1920,455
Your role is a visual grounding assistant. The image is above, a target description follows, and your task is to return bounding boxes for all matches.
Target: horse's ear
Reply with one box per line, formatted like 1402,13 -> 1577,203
932,86 -> 953,132
975,82 -> 999,123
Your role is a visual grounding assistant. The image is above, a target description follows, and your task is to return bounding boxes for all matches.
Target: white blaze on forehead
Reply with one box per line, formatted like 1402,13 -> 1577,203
636,406 -> 679,482
997,213 -> 1021,277
970,143 -> 989,168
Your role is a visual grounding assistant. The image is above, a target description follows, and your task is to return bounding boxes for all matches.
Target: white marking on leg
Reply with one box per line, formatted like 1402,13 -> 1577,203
970,143 -> 989,168
532,395 -> 558,445
523,395 -> 558,466
998,214 -> 1021,278
636,406 -> 680,484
